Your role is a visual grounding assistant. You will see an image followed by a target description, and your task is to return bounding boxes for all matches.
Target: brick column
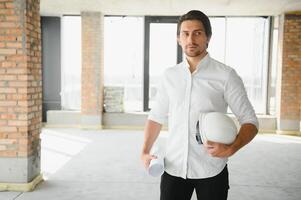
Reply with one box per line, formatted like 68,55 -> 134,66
0,0 -> 42,190
81,12 -> 104,128
277,12 -> 301,133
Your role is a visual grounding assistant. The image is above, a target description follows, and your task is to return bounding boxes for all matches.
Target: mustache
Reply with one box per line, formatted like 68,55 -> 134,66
186,44 -> 199,47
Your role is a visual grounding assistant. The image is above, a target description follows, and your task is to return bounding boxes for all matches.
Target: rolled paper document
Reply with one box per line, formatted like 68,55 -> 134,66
148,157 -> 164,177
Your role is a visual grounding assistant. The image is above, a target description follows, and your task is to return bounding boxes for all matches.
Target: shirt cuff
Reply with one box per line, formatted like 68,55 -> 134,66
148,113 -> 167,125
240,119 -> 259,130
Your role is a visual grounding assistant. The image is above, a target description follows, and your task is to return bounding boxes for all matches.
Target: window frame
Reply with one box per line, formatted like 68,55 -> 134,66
143,16 -> 182,111
103,15 -> 273,114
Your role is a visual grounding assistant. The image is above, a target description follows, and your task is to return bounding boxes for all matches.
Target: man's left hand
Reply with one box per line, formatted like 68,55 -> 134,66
204,140 -> 235,158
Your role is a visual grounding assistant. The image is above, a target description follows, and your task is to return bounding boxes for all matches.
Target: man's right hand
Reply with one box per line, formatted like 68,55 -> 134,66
141,153 -> 157,169
141,120 -> 162,170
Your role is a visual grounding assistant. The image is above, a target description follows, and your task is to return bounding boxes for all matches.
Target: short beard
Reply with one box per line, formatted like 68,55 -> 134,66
185,50 -> 201,57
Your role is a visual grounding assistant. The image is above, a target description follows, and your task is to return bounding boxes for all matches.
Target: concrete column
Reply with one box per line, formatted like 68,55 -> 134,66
277,12 -> 301,133
81,12 -> 104,128
0,0 -> 43,191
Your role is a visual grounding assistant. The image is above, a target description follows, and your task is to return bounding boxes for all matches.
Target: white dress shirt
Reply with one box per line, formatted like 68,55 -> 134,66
148,54 -> 259,179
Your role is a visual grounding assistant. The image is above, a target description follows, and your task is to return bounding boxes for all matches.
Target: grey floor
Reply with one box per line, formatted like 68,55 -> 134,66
1,128 -> 301,200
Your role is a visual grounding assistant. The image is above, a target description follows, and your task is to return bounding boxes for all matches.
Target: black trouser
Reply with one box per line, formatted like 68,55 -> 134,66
160,165 -> 229,200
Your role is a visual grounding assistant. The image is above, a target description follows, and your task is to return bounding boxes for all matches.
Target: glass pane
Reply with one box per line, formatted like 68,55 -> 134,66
104,17 -> 143,112
149,23 -> 177,109
61,16 -> 81,110
225,17 -> 269,114
208,17 -> 226,63
269,20 -> 278,115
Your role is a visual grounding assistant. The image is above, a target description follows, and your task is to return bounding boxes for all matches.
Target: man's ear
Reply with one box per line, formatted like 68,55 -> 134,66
177,36 -> 181,46
207,36 -> 211,45
206,36 -> 211,48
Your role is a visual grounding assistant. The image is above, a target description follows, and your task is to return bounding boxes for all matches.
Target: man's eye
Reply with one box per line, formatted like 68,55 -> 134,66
181,32 -> 189,37
194,32 -> 202,36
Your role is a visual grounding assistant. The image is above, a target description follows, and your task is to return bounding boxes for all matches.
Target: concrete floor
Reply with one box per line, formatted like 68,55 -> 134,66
1,128 -> 301,200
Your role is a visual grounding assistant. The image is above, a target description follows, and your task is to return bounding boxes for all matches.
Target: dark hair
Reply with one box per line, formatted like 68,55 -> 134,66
177,10 -> 212,38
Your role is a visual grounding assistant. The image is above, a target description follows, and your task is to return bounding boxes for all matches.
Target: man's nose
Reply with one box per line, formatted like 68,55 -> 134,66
187,34 -> 195,43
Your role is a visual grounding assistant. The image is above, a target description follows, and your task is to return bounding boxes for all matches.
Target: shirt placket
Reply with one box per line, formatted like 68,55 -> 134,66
182,68 -> 192,178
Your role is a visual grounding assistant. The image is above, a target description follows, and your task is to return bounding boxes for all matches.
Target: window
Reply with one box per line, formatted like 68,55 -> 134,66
104,17 -> 144,112
149,23 -> 178,110
268,17 -> 278,116
209,17 -> 270,114
61,16 -> 81,110
104,16 -> 271,114
145,17 -> 181,111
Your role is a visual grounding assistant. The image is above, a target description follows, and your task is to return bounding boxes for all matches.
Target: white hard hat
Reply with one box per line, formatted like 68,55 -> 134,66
197,112 -> 238,145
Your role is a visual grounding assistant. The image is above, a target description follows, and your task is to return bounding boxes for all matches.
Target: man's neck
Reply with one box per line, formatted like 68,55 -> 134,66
186,52 -> 208,73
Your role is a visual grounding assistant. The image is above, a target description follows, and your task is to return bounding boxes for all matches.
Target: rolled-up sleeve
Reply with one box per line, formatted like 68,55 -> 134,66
224,69 -> 259,129
148,73 -> 169,125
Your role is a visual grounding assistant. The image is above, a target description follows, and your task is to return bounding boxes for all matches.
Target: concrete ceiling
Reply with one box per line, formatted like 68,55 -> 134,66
40,0 -> 301,16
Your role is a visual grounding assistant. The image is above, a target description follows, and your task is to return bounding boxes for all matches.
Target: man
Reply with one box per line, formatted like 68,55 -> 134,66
141,10 -> 258,200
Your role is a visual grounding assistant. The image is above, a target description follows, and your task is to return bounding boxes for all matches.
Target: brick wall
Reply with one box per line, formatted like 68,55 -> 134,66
279,12 -> 301,131
0,0 -> 41,181
81,12 -> 104,126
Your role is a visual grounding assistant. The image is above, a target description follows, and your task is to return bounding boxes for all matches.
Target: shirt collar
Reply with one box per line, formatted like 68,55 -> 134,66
183,53 -> 210,73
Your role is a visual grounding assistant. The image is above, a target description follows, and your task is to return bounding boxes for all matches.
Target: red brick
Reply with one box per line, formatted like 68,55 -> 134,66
0,151 -> 17,157
6,42 -> 22,48
1,61 -> 17,67
0,100 -> 17,106
0,22 -> 17,28
6,68 -> 27,74
4,2 -> 14,9
0,139 -> 17,145
8,81 -> 27,87
0,75 -> 17,80
0,126 -> 17,132
0,48 -> 16,54
17,75 -> 28,80
7,133 -> 27,139
5,16 -> 19,21
18,114 -> 28,120
0,9 -> 14,15
0,107 -> 8,112
0,114 -> 16,119
0,120 -> 7,126
0,145 -> 7,151
0,94 -> 6,100
0,88 -> 17,93
8,120 -> 28,126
